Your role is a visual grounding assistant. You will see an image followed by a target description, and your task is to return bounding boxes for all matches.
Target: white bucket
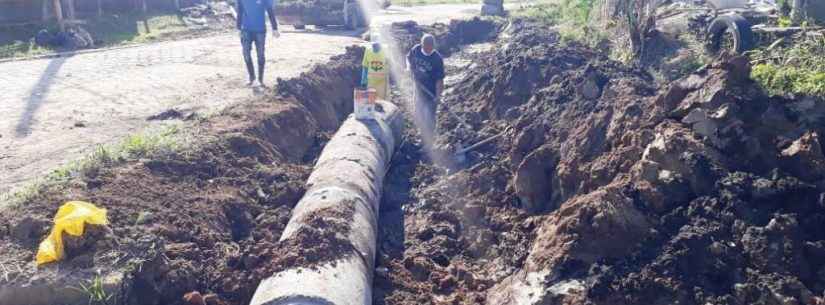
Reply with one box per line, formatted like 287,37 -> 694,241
354,88 -> 377,120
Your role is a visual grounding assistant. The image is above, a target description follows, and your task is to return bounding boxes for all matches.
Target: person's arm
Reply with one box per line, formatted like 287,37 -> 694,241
236,0 -> 244,30
265,0 -> 279,31
434,55 -> 445,97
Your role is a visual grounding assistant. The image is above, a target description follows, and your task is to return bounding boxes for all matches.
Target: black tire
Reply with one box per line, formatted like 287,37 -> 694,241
707,14 -> 754,55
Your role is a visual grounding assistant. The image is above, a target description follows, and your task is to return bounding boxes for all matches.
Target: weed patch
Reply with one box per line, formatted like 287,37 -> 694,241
750,36 -> 825,97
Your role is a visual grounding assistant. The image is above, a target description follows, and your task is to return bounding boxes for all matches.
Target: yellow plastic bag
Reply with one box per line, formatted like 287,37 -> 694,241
36,201 -> 108,266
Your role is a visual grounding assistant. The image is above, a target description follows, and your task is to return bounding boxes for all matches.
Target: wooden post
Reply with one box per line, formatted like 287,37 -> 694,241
53,0 -> 65,31
97,0 -> 104,17
174,0 -> 180,10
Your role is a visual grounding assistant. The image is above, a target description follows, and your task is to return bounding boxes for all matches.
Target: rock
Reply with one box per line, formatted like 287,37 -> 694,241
640,124 -> 725,196
203,293 -> 225,305
576,68 -> 606,100
135,211 -> 154,225
183,291 -> 205,305
403,256 -> 434,281
513,144 -> 558,213
781,132 -> 825,182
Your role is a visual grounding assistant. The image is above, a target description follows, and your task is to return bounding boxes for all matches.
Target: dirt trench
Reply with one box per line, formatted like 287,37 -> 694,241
372,19 -> 825,305
3,15 -> 824,305
0,17 -> 504,305
0,44 -> 364,305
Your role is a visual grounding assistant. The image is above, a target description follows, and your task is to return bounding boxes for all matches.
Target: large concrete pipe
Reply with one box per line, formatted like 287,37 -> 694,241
250,100 -> 403,305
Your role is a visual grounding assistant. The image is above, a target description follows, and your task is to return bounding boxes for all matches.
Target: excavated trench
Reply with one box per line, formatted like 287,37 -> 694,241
0,17 -> 502,305
3,15 -> 825,305
0,44 -> 364,305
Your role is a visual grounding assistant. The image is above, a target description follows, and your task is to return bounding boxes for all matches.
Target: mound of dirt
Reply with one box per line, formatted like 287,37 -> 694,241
0,43 -> 365,305
373,19 -> 825,305
387,17 -> 503,59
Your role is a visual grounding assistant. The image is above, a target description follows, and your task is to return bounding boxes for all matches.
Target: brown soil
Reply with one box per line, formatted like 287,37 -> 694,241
373,18 -> 825,305
3,15 -> 825,305
0,46 -> 364,305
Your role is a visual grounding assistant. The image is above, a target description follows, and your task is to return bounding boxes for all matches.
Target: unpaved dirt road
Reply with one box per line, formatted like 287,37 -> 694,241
0,5 -> 478,196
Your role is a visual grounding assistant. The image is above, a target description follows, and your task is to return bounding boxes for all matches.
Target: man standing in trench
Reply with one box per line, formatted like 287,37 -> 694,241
407,34 -> 445,150
236,0 -> 280,87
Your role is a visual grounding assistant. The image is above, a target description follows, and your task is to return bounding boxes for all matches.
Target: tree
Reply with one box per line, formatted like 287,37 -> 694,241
606,0 -> 658,61
53,0 -> 65,31
65,0 -> 76,20
791,0 -> 807,23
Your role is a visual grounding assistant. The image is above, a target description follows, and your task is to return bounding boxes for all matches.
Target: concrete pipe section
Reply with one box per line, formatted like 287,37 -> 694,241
250,101 -> 403,305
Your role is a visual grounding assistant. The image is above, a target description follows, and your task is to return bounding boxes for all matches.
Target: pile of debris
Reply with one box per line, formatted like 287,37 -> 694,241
34,26 -> 95,50
374,18 -> 825,305
180,0 -> 237,26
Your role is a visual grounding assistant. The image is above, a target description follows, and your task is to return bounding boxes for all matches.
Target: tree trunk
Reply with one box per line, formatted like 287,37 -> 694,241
142,0 -> 151,33
42,0 -> 51,21
65,0 -> 76,21
53,0 -> 65,31
791,0 -> 806,23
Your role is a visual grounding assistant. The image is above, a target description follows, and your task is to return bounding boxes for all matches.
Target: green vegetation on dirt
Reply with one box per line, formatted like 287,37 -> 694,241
0,12 -> 197,59
750,36 -> 825,97
512,0 -> 604,46
0,124 -> 185,210
513,0 -> 657,62
74,273 -> 113,305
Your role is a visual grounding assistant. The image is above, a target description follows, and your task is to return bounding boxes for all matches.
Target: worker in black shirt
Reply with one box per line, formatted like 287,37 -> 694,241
406,34 -> 445,150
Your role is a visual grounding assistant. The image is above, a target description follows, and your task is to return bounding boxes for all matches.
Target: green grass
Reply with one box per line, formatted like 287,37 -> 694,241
749,36 -> 825,97
0,11 -> 198,59
74,273 -> 113,305
752,64 -> 825,97
512,0 -> 607,48
0,125 -> 184,210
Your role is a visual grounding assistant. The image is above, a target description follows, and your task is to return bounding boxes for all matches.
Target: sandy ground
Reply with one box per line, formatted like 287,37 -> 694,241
0,5 -> 479,196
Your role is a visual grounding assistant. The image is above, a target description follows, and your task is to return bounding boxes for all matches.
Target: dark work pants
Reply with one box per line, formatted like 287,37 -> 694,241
241,31 -> 266,82
413,86 -> 438,149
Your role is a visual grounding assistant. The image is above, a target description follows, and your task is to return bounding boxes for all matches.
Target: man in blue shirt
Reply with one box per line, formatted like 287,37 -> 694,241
236,0 -> 280,86
406,34 -> 444,149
